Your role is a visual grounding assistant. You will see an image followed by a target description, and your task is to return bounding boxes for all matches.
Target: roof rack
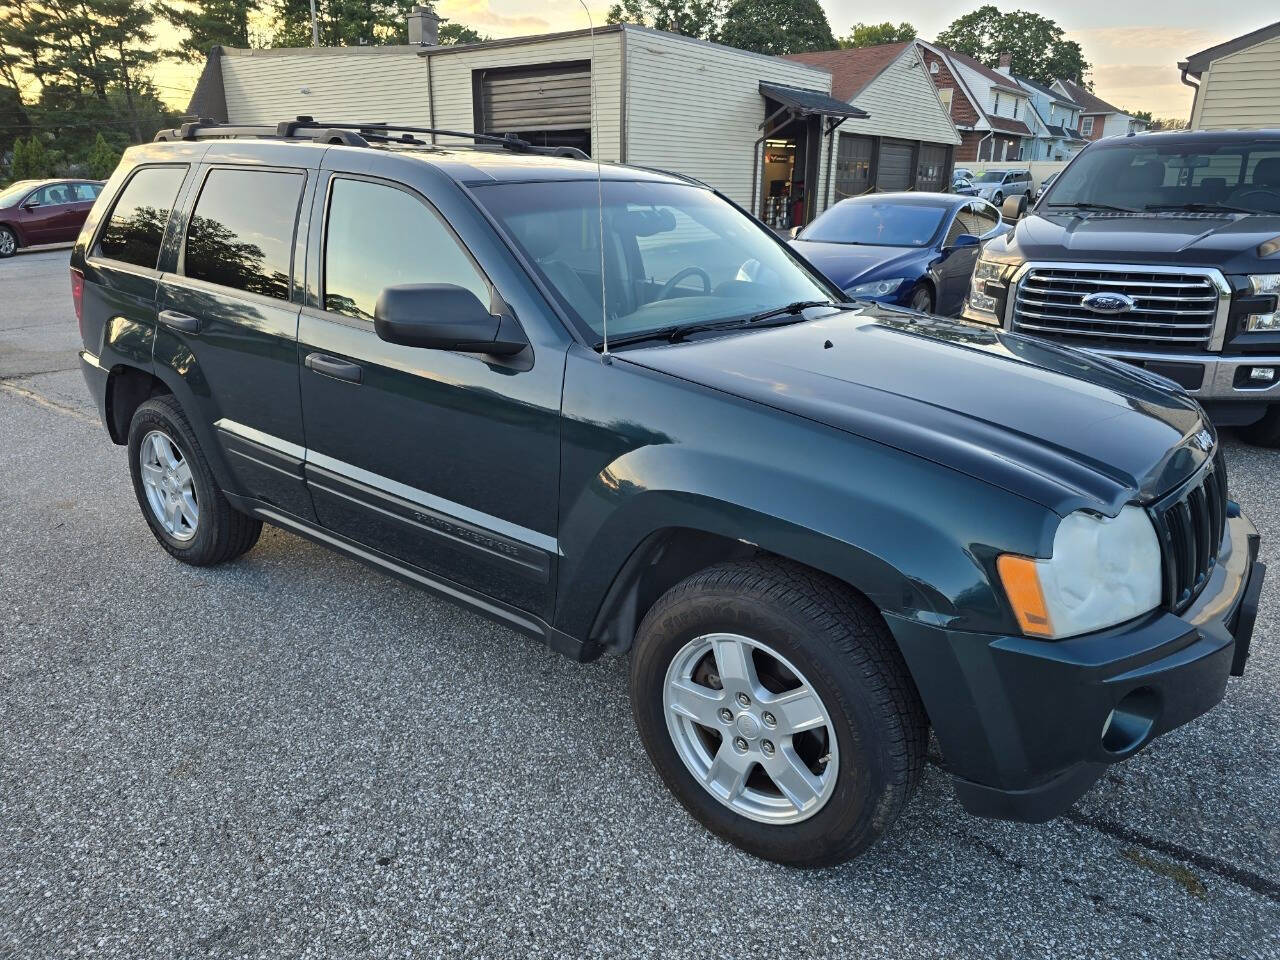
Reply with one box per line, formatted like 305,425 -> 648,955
153,116 -> 591,160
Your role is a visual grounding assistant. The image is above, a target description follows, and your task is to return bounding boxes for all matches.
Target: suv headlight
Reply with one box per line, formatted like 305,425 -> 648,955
997,506 -> 1162,639
1245,274 -> 1280,331
847,277 -> 905,297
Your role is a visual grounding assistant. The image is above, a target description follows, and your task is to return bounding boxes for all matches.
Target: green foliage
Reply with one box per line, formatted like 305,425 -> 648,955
839,22 -> 916,49
86,132 -> 122,179
438,21 -> 489,46
0,84 -> 30,158
718,0 -> 835,55
158,0 -> 260,61
605,0 -> 723,40
11,135 -> 51,179
271,0 -> 418,47
936,6 -> 1089,87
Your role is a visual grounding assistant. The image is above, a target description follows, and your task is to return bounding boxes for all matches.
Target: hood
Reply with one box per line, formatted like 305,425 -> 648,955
1003,209 -> 1280,272
619,307 -> 1212,517
790,240 -> 933,290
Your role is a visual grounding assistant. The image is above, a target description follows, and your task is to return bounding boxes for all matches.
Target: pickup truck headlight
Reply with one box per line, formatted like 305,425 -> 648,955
1245,274 -> 1280,331
966,258 -> 1009,322
997,506 -> 1162,639
847,277 -> 905,297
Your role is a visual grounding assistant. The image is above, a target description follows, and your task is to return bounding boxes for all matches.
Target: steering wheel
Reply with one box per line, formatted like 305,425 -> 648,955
656,266 -> 712,301
1231,188 -> 1280,209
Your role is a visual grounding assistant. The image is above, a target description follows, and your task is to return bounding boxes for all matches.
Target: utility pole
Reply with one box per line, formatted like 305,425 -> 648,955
309,0 -> 320,47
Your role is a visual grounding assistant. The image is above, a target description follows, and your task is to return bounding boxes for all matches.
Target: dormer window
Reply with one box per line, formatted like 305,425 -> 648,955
930,60 -> 939,74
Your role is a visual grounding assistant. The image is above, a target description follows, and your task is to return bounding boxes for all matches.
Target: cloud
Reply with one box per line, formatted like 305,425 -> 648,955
434,0 -> 610,35
1066,26 -> 1229,55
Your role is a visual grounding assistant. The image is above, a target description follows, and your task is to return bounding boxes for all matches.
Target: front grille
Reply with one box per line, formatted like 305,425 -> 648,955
1012,266 -> 1221,349
1148,451 -> 1229,614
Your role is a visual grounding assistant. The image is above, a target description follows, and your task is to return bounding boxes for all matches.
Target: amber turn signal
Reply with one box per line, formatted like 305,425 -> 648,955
996,554 -> 1055,638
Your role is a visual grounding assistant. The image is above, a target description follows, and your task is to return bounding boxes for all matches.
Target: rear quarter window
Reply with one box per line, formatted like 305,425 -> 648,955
97,166 -> 188,269
182,168 -> 305,301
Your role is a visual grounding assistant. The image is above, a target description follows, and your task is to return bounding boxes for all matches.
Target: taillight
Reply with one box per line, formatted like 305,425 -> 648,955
70,268 -> 85,338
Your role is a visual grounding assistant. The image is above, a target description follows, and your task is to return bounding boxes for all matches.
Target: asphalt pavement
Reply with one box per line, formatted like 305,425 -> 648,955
1,248 -> 1278,959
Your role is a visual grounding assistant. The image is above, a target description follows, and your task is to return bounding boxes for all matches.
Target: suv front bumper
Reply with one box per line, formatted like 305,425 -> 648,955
1069,347 -> 1280,404
886,510 -> 1263,823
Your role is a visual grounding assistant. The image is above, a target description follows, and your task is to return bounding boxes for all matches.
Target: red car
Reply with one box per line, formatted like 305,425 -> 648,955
0,178 -> 105,258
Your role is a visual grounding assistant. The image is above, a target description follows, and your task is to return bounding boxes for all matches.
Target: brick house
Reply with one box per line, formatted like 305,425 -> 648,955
914,41 -> 1034,162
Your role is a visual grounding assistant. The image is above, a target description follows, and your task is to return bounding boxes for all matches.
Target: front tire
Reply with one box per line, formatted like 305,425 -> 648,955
127,395 -> 262,565
1239,405 -> 1280,447
0,225 -> 17,258
909,284 -> 934,314
630,559 -> 927,867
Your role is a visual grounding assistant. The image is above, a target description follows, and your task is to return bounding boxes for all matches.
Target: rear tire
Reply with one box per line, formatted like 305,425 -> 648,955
1239,405 -> 1280,447
629,558 -> 927,867
127,395 -> 262,565
0,225 -> 17,258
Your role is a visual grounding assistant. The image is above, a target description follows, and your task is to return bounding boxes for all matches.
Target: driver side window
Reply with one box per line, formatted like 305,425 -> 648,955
323,177 -> 490,322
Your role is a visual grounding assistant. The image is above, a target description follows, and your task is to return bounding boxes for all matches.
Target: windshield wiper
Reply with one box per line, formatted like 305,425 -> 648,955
597,301 -> 854,350
1046,201 -> 1139,213
1142,201 -> 1259,215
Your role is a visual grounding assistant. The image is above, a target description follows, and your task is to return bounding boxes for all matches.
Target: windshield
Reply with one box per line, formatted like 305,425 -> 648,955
0,181 -> 36,206
799,200 -> 947,247
1043,139 -> 1280,213
976,171 -> 1007,183
473,180 -> 834,344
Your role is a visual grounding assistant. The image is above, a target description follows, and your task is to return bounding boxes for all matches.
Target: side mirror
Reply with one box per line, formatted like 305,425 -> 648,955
22,200 -> 39,209
373,284 -> 527,356
947,233 -> 981,251
787,225 -> 801,240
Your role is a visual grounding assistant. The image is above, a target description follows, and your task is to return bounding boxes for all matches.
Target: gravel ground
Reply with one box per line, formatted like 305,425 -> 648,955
1,250 -> 1278,958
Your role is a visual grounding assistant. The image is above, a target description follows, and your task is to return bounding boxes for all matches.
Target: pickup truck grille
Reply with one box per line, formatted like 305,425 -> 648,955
1012,266 -> 1221,349
1149,451 -> 1228,614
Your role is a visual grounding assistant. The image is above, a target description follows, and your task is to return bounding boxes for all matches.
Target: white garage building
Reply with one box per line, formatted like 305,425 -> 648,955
186,20 -> 909,230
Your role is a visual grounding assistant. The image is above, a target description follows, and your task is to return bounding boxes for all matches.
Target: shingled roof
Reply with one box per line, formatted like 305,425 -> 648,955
1055,78 -> 1123,115
781,43 -> 911,102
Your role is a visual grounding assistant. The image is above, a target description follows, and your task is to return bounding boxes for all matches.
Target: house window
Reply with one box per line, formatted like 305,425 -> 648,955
1082,116 -> 1094,136
992,93 -> 1000,114
930,60 -> 939,74
1013,99 -> 1020,119
939,87 -> 953,110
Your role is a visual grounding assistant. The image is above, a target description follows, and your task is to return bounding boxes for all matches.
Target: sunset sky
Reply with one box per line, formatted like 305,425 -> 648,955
154,1 -> 1272,122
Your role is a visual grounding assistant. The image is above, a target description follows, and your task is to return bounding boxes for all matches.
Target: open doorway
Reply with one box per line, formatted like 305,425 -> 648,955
758,114 -> 820,230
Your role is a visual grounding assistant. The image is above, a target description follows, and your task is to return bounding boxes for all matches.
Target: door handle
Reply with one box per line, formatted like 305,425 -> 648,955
305,353 -> 363,384
159,310 -> 200,334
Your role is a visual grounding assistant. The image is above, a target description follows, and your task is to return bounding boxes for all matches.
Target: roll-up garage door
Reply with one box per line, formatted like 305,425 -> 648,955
476,62 -> 592,135
876,139 -> 915,192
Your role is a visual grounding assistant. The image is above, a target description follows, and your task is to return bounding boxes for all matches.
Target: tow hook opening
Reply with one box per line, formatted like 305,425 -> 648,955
1101,687 -> 1161,756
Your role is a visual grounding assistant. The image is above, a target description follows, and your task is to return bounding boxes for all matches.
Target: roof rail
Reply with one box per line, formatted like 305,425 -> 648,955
153,116 -> 591,159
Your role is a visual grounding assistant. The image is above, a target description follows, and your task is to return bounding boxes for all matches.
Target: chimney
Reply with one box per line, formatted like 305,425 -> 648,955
997,52 -> 1012,75
407,4 -> 440,46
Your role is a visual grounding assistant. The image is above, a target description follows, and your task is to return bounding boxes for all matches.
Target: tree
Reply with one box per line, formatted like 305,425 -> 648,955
12,134 -> 50,178
438,21 -> 489,46
1146,116 -> 1189,131
605,0 -> 722,40
159,0 -> 260,61
0,84 -> 29,158
839,21 -> 916,49
718,0 -> 835,55
86,131 -> 121,179
936,6 -> 1089,87
271,0 -> 417,47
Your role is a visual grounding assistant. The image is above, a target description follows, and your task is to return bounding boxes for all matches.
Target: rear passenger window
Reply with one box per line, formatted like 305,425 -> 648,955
97,166 -> 187,269
184,168 -> 303,301
323,177 -> 490,322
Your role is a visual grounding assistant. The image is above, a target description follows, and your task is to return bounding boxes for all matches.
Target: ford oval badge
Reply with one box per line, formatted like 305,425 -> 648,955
1081,291 -> 1136,315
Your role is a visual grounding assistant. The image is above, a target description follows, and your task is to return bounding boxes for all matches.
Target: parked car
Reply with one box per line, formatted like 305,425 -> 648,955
789,192 -> 1007,315
970,169 -> 1033,209
75,122 -> 1262,868
951,173 -> 977,196
964,128 -> 1280,445
954,167 -> 975,182
0,178 -> 104,258
1033,170 -> 1059,201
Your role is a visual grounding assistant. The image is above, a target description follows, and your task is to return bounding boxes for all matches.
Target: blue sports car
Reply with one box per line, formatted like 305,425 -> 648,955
790,192 -> 1009,316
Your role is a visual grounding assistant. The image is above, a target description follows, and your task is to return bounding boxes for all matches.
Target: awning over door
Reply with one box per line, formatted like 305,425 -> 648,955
758,82 -> 869,121
476,61 -> 592,134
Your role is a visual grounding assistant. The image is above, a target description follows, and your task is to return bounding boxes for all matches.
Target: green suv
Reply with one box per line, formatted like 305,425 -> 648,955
73,120 -> 1264,867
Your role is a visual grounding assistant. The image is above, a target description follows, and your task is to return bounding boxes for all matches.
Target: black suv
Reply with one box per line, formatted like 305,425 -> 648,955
74,120 -> 1263,867
966,130 -> 1280,444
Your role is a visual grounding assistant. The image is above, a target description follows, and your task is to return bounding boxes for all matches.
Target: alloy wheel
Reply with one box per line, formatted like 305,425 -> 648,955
662,632 -> 839,824
0,229 -> 15,256
139,429 -> 199,541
